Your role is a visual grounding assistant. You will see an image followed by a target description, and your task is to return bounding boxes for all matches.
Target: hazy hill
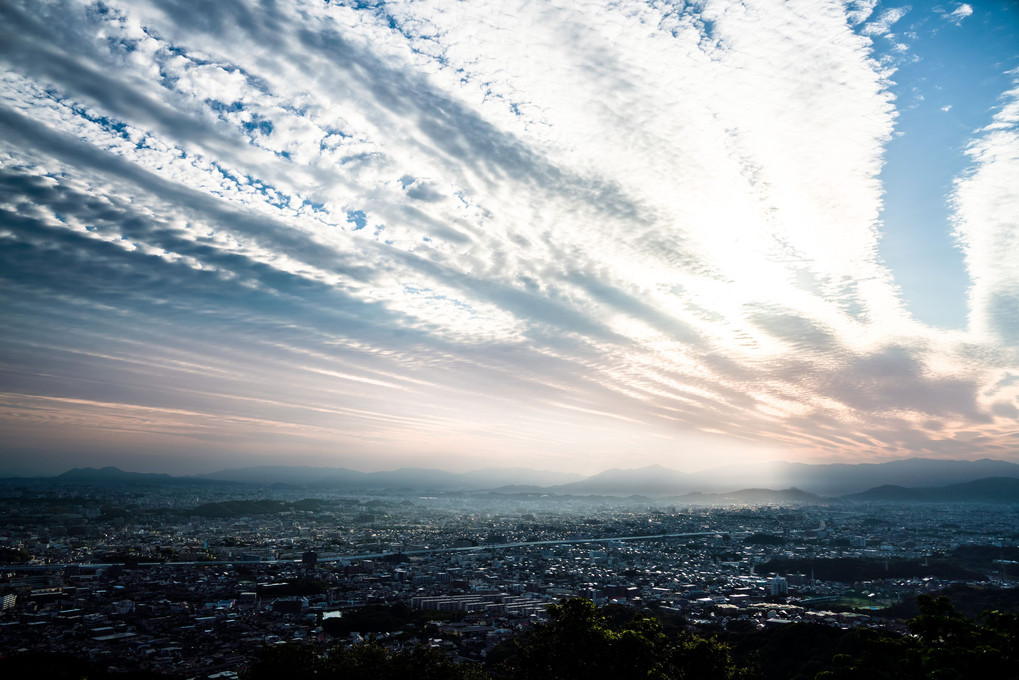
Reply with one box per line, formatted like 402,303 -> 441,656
844,476 -> 1019,503
553,464 -> 692,496
553,458 -> 1019,497
688,458 -> 1019,496
194,465 -> 366,486
55,466 -> 177,483
39,460 -> 1019,499
194,465 -> 580,490
456,467 -> 583,488
41,464 -> 580,491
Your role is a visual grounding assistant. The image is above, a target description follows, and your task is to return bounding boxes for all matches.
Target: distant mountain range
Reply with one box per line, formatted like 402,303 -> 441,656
553,464 -> 690,496
545,458 -> 1019,497
56,466 -> 183,484
193,465 -> 582,490
19,458 -> 1019,502
842,477 -> 1019,503
680,458 -> 1019,496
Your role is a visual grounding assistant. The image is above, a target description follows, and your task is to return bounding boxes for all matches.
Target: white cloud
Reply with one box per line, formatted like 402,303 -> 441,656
860,6 -> 911,36
0,0 -> 1015,471
948,3 -> 974,25
953,77 -> 1019,347
846,0 -> 880,25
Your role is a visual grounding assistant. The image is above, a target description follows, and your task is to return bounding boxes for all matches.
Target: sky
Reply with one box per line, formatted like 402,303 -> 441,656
0,0 -> 1017,476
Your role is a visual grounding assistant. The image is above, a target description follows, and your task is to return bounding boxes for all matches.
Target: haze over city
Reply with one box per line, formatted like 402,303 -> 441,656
1,0 -> 1018,477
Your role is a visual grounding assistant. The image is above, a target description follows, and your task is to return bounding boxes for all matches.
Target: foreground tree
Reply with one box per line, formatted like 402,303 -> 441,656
241,641 -> 488,680
817,595 -> 1019,679
504,598 -> 752,680
244,599 -> 751,680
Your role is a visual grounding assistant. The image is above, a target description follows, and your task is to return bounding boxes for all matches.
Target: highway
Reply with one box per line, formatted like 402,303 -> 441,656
4,530 -> 718,572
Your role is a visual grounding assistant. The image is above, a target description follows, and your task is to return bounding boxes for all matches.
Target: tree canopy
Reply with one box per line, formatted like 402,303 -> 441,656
501,598 -> 751,680
241,641 -> 488,680
817,594 -> 1019,679
241,594 -> 1019,680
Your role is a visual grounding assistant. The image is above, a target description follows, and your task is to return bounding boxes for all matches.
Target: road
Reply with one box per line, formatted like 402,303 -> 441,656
4,530 -> 718,571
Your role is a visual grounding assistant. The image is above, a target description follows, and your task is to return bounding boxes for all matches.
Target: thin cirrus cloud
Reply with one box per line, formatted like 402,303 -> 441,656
0,0 -> 1016,475
947,4 -> 974,25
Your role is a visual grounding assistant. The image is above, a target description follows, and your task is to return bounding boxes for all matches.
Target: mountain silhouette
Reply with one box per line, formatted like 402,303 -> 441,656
38,459 -> 1019,498
844,476 -> 1019,503
553,464 -> 692,495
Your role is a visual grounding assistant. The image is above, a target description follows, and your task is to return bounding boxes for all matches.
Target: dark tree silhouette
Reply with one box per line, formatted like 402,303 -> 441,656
504,598 -> 751,680
241,641 -> 487,680
816,595 -> 1019,679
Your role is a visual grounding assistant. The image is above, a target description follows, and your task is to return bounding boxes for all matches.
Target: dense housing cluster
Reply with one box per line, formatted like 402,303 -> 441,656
2,480 -> 1018,678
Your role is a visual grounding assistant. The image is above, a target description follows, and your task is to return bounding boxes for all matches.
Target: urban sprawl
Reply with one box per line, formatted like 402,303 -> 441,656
2,482 -> 1017,678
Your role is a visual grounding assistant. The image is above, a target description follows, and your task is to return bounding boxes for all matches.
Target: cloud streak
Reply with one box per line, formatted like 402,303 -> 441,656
0,0 -> 1017,474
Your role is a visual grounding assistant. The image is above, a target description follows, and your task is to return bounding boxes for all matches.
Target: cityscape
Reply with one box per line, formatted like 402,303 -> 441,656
3,462 -> 1019,678
3,0 -> 1019,678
